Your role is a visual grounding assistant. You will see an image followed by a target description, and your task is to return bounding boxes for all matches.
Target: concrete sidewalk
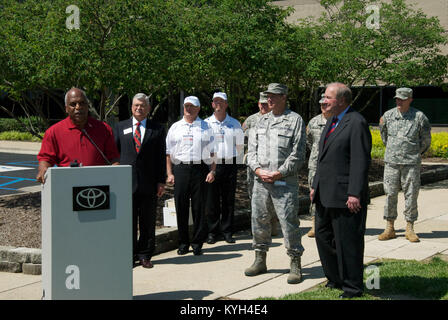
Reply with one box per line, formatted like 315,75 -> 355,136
1,179 -> 447,300
0,140 -> 41,155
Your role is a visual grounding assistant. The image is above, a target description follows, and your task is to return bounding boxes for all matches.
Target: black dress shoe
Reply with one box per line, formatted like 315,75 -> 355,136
325,281 -> 342,289
339,292 -> 363,299
206,234 -> 216,244
193,248 -> 203,256
224,234 -> 235,244
140,259 -> 153,269
177,247 -> 189,255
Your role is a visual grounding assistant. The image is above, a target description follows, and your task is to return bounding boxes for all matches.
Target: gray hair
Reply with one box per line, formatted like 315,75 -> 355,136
64,88 -> 90,106
132,93 -> 149,106
327,82 -> 352,105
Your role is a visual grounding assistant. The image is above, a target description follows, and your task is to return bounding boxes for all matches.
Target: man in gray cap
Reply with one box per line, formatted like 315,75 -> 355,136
246,83 -> 306,284
378,87 -> 431,242
305,93 -> 333,237
242,92 -> 279,236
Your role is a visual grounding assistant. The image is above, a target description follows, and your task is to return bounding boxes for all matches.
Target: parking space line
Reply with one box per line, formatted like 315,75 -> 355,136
5,161 -> 38,167
0,176 -> 37,190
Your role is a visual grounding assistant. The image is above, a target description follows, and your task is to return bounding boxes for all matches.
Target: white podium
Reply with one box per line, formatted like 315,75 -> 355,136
41,165 -> 133,300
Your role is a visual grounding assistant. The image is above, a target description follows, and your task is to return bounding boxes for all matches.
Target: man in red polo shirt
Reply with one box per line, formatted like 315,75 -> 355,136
36,88 -> 120,183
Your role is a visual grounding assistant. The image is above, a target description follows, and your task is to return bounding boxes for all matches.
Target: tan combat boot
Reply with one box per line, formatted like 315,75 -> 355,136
378,220 -> 396,241
307,216 -> 315,238
244,251 -> 267,277
405,221 -> 420,242
287,256 -> 303,284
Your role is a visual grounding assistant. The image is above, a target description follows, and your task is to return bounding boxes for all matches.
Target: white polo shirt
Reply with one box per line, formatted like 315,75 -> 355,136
205,113 -> 244,160
166,117 -> 214,164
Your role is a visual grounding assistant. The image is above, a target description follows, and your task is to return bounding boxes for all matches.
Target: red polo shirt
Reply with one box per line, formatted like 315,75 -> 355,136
37,116 -> 120,167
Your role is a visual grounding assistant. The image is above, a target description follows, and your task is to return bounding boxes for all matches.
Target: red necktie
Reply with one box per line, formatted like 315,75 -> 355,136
134,122 -> 142,153
324,117 -> 338,144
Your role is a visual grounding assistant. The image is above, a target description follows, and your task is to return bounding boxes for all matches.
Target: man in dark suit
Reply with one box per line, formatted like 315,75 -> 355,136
114,93 -> 166,268
310,83 -> 372,298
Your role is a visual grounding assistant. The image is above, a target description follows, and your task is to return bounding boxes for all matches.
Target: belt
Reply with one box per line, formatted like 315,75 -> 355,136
216,157 -> 238,165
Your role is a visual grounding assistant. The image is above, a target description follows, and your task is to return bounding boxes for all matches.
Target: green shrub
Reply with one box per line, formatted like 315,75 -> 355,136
0,117 -> 46,133
0,131 -> 42,142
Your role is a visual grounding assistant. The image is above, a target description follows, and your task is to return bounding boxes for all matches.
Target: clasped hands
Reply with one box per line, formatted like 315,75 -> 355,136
255,168 -> 282,183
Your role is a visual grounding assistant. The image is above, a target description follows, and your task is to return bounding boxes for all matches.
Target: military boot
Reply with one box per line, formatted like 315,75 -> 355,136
244,251 -> 267,277
287,256 -> 302,284
378,220 -> 396,241
307,216 -> 315,238
405,221 -> 420,242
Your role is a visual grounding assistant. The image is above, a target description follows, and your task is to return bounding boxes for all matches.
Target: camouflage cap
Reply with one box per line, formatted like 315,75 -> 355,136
264,83 -> 288,95
259,92 -> 268,103
394,87 -> 413,100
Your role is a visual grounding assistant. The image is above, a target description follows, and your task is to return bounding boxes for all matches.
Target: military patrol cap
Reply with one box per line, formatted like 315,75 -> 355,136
394,87 -> 413,100
259,92 -> 268,103
264,83 -> 288,95
319,93 -> 325,104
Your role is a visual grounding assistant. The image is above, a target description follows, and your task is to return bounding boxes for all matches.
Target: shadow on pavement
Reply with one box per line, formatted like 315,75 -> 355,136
134,290 -> 214,300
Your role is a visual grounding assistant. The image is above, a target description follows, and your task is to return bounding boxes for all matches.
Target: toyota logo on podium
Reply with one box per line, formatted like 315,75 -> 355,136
73,185 -> 110,211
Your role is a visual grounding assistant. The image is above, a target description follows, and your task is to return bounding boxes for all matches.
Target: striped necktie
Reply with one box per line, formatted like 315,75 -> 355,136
134,122 -> 142,153
324,117 -> 338,144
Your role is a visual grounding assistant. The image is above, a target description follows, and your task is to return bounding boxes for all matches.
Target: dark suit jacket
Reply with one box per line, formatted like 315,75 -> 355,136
114,118 -> 167,195
312,107 -> 372,208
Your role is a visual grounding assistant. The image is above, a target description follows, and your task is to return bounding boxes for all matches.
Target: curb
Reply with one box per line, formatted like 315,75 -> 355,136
1,165 -> 447,275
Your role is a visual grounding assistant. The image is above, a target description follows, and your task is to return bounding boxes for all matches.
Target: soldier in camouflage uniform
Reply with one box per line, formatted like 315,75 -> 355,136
378,87 -> 431,243
305,94 -> 332,237
242,92 -> 278,236
245,83 -> 306,284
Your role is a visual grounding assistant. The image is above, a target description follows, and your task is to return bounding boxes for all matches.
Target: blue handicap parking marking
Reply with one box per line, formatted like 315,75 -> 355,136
5,161 -> 38,167
0,175 -> 37,190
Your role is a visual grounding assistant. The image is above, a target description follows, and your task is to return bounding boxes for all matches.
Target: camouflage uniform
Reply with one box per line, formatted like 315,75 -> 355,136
247,109 -> 306,257
306,114 -> 327,216
242,112 -> 263,199
380,106 -> 431,222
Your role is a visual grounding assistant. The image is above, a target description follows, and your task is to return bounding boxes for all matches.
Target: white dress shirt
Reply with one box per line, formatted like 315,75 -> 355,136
166,117 -> 214,164
205,113 -> 244,160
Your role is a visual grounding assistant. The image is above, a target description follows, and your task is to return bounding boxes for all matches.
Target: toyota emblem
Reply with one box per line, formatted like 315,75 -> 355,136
73,185 -> 110,211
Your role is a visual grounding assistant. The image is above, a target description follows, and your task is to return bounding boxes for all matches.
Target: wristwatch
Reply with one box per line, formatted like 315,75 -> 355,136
210,170 -> 216,175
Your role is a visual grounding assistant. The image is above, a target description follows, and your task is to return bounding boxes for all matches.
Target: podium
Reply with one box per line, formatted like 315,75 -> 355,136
41,165 -> 133,300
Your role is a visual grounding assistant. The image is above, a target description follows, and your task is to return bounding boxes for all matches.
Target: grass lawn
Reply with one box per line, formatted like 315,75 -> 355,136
259,256 -> 448,300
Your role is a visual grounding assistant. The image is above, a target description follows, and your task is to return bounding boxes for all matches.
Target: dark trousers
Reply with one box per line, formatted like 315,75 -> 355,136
206,161 -> 237,237
133,192 -> 157,261
173,163 -> 208,251
315,198 -> 367,296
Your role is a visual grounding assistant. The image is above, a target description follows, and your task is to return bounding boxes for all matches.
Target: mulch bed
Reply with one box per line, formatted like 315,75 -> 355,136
0,159 -> 445,249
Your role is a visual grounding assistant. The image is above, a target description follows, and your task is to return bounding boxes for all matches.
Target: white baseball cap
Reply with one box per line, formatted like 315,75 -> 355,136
184,96 -> 200,107
212,92 -> 227,101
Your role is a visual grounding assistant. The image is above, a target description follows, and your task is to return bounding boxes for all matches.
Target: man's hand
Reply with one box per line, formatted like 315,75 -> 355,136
166,174 -> 175,186
346,196 -> 361,213
255,169 -> 282,183
205,171 -> 215,183
310,188 -> 315,202
36,161 -> 51,184
156,183 -> 165,198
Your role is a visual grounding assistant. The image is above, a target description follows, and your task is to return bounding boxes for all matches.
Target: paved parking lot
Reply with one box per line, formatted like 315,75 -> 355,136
0,152 -> 40,196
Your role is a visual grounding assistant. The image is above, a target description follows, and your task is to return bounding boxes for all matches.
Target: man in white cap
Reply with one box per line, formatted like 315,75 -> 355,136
378,87 -> 431,243
166,96 -> 216,255
204,92 -> 244,244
